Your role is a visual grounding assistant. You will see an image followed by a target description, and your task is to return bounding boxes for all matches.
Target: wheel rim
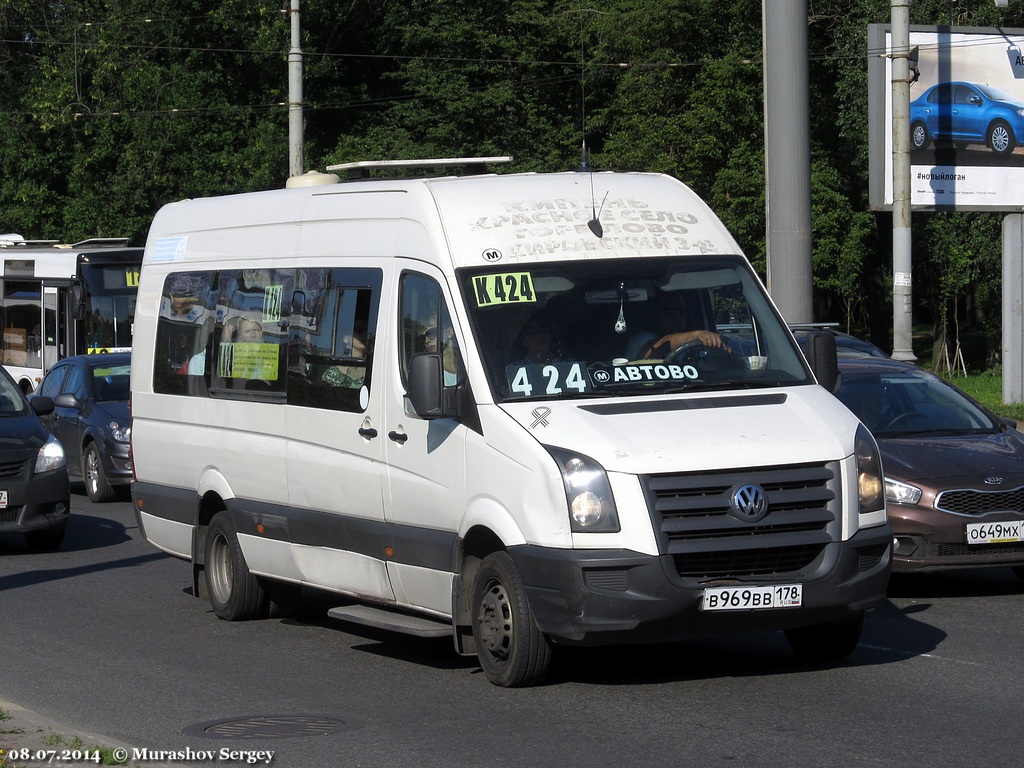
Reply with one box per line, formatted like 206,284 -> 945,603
912,125 -> 925,148
476,578 -> 513,665
85,448 -> 100,494
992,126 -> 1011,153
207,531 -> 233,605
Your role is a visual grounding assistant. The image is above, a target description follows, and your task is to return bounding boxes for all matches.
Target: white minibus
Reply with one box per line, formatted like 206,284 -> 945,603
131,160 -> 892,687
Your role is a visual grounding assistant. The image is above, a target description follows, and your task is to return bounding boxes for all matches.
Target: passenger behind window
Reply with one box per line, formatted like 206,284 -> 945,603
422,324 -> 459,386
509,309 -> 565,366
322,323 -> 368,389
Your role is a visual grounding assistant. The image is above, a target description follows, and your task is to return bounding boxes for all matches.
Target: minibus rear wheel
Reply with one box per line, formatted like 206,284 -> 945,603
205,511 -> 267,621
471,551 -> 552,687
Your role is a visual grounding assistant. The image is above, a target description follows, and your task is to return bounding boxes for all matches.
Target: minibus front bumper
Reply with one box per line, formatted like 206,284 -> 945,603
508,523 -> 893,645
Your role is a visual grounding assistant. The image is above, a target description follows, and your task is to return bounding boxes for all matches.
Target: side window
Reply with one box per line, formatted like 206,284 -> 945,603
286,267 -> 382,413
399,273 -> 461,388
64,364 -> 86,400
209,269 -> 292,397
154,271 -> 218,395
38,365 -> 68,399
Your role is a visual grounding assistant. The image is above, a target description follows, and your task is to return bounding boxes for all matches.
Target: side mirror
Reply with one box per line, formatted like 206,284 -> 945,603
804,331 -> 839,393
407,353 -> 446,418
29,395 -> 55,416
70,284 -> 87,321
53,392 -> 81,410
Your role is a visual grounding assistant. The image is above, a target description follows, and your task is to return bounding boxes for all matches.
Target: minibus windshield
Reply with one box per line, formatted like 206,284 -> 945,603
458,256 -> 813,402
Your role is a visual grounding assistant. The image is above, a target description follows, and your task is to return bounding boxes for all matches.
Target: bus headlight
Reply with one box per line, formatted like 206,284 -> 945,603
547,447 -> 620,532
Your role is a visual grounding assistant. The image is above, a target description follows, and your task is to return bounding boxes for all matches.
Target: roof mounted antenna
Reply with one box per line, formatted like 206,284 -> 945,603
571,18 -> 605,239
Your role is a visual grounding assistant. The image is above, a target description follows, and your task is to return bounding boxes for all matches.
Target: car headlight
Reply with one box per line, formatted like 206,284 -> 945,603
547,447 -> 620,532
885,478 -> 922,505
109,420 -> 131,443
35,434 -> 67,474
1016,108 -> 1024,118
855,424 -> 885,514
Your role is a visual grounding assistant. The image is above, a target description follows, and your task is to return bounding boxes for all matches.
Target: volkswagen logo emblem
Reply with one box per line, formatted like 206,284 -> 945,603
730,484 -> 769,522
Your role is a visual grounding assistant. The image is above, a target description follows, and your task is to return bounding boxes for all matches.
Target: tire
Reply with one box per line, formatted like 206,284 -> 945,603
784,613 -> 864,663
988,120 -> 1015,155
910,121 -> 929,150
25,526 -> 66,552
204,511 -> 267,620
82,442 -> 115,503
471,551 -> 552,687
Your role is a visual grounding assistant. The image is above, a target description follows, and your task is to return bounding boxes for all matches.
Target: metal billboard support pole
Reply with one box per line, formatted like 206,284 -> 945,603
891,0 -> 917,361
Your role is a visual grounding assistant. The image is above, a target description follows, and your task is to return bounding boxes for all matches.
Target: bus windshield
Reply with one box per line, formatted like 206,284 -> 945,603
458,255 -> 812,402
81,262 -> 138,351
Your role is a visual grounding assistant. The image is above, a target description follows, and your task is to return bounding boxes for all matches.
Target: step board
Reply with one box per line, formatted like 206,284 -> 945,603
328,604 -> 451,638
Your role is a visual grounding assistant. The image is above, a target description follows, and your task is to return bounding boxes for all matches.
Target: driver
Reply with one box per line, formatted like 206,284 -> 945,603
626,291 -> 724,360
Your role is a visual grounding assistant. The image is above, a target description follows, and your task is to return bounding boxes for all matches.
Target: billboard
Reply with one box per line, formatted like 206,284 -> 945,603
869,25 -> 1024,211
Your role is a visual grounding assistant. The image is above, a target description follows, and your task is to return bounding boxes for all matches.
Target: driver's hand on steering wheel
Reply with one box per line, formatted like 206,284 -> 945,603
654,330 -> 725,354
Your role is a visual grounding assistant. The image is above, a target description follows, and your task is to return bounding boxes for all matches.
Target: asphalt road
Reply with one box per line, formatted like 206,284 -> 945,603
2,486 -> 1022,768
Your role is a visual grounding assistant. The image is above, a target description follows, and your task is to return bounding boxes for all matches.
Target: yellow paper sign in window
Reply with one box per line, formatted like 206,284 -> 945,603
471,272 -> 537,307
218,342 -> 279,380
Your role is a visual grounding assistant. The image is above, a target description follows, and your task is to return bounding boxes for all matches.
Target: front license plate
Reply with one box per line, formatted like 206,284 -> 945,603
0,490 -> 6,509
966,520 -> 1024,545
701,584 -> 802,612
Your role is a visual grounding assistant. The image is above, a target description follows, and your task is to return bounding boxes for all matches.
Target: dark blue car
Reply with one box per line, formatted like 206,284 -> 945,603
910,81 -> 1024,156
33,353 -> 132,503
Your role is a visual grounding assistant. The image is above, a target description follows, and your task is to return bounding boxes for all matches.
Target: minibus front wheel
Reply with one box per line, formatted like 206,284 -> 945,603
471,551 -> 552,687
205,511 -> 267,621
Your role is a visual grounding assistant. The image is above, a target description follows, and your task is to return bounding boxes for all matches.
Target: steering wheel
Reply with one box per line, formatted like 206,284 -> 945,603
882,411 -> 927,430
664,339 -> 745,372
663,338 -> 706,365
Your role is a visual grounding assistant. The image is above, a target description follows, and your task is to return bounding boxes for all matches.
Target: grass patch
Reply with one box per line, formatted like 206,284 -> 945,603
940,368 -> 1024,423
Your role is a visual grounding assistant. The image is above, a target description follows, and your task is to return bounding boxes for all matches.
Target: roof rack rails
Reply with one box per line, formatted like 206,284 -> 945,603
70,238 -> 131,248
325,156 -> 512,180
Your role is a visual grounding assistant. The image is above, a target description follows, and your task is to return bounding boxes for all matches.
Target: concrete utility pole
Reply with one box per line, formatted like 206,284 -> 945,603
288,0 -> 304,178
890,0 -> 917,360
762,0 -> 813,324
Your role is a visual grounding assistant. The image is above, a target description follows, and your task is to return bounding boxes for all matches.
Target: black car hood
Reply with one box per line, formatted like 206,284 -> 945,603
0,412 -> 48,453
879,429 -> 1024,485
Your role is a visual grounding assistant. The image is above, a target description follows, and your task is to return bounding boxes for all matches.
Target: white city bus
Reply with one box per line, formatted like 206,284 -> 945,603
0,234 -> 143,392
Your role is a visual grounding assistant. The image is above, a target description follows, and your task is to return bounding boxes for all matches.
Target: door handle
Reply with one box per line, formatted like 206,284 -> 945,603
388,430 -> 408,444
358,426 -> 378,439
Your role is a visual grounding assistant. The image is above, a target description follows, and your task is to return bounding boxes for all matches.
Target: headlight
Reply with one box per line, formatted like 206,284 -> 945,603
35,435 -> 67,474
109,420 -> 131,443
885,478 -> 922,505
547,447 -> 620,532
855,424 -> 885,514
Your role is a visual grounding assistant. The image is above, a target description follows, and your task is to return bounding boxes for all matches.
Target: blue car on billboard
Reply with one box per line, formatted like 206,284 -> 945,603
910,81 -> 1024,156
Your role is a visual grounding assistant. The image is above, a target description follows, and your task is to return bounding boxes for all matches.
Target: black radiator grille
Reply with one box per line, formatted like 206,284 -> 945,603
0,458 -> 28,480
643,463 -> 839,579
936,487 -> 1024,516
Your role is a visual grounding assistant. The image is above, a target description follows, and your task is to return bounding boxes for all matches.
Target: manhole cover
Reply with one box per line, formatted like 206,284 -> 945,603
183,714 -> 363,740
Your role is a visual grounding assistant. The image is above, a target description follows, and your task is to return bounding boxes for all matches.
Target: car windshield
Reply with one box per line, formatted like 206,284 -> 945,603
90,363 -> 131,402
836,366 -> 998,437
458,255 -> 813,402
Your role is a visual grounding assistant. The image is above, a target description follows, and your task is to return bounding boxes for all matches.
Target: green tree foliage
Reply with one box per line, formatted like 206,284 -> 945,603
0,0 -> 1021,354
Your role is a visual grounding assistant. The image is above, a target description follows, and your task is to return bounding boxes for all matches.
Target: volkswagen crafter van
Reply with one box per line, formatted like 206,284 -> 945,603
130,159 -> 892,687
